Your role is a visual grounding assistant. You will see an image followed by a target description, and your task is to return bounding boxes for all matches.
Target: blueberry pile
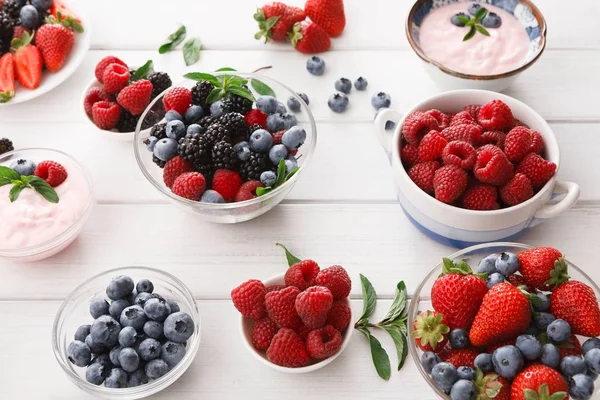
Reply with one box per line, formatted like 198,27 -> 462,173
450,4 -> 502,29
67,276 -> 195,388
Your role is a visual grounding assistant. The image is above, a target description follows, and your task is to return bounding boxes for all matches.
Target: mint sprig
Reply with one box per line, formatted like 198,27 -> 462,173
159,24 -> 187,54
0,166 -> 59,203
256,159 -> 299,197
183,37 -> 202,66
132,60 -> 154,81
458,7 -> 490,41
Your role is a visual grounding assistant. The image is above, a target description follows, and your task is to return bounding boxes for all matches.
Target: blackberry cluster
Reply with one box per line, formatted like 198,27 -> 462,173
0,137 -> 13,155
212,141 -> 237,170
218,112 -> 246,143
177,130 -> 211,168
240,151 -> 270,181
199,115 -> 216,129
223,94 -> 252,115
148,72 -> 172,99
0,11 -> 16,56
3,1 -> 21,19
150,123 -> 167,140
116,109 -> 139,133
191,81 -> 214,110
152,154 -> 166,168
176,123 -> 236,178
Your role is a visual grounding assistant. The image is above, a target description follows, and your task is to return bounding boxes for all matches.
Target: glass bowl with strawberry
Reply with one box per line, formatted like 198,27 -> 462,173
408,242 -> 600,400
133,71 -> 316,223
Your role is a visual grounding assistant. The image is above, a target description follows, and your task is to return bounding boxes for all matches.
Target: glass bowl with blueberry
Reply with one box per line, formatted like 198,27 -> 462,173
133,71 -> 316,223
52,267 -> 201,399
408,242 -> 600,399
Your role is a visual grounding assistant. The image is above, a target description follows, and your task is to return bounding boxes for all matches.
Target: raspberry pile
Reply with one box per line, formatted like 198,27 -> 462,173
84,56 -> 172,132
231,248 -> 352,368
400,99 -> 557,211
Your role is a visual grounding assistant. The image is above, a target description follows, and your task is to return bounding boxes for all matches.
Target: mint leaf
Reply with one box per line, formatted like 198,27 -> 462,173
256,186 -> 270,197
359,274 -> 377,322
0,177 -> 11,186
381,281 -> 407,324
457,16 -> 471,24
358,328 -> 391,381
183,37 -> 202,66
475,25 -> 490,36
285,167 -> 300,181
251,79 -> 276,97
227,86 -> 255,102
274,159 -> 287,187
216,67 -> 236,72
184,72 -> 220,87
0,165 -> 20,180
463,25 -> 477,41
206,88 -> 225,104
133,60 -> 154,81
276,243 -> 302,267
159,24 -> 186,54
9,183 -> 25,202
226,76 -> 248,87
474,7 -> 488,23
29,177 -> 59,203
382,325 -> 408,370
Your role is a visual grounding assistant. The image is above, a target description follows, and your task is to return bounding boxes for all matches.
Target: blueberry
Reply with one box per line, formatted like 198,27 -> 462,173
284,156 -> 298,174
144,297 -> 172,322
297,93 -> 309,105
585,348 -> 600,374
166,299 -> 180,313
562,355 -> 587,377
165,110 -> 182,122
120,305 -> 147,330
287,97 -> 301,113
468,3 -> 482,15
451,12 -> 469,27
570,374 -> 594,400
282,126 -> 306,150
91,315 -> 121,347
266,114 -> 286,132
516,334 -> 542,360
449,329 -> 469,349
540,343 -> 560,369
249,129 -> 273,153
256,96 -> 278,114
19,5 -> 38,29
127,369 -> 149,387
85,334 -> 106,354
91,353 -> 112,369
200,189 -> 225,203
450,379 -> 476,400
138,338 -> 162,361
525,323 -> 540,336
234,141 -> 251,162
210,100 -> 226,118
153,138 -> 178,162
306,56 -> 325,75
118,326 -> 138,348
495,252 -> 519,276
118,347 -> 140,373
68,340 -> 91,367
281,114 -> 297,130
371,92 -> 391,110
166,120 -> 186,140
86,362 -> 107,385
276,102 -> 287,115
104,368 -> 128,388
328,93 -> 349,113
187,123 -> 202,135
477,253 -> 500,274
474,353 -> 494,373
334,78 -> 352,94
106,275 -> 135,301
482,12 -> 502,29
143,321 -> 164,339
164,311 -> 195,343
152,293 -> 166,301
31,0 -> 53,11
492,345 -> 524,379
146,359 -> 170,380
109,299 -> 130,319
534,312 -> 556,330
587,369 -> 599,381
10,159 -> 36,176
134,292 -> 154,308
583,338 -> 600,356
548,319 -> 571,343
260,171 -> 277,187
144,136 -> 158,152
354,77 -> 368,91
89,299 -> 109,319
135,279 -> 154,294
75,324 -> 91,342
486,272 -> 505,289
161,341 -> 186,368
431,362 -> 458,392
532,292 -> 550,312
420,351 -> 442,374
185,105 -> 204,124
109,346 -> 122,367
456,366 -> 476,381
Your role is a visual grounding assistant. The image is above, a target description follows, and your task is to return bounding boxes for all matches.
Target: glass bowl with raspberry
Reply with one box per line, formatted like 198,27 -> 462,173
408,242 -> 600,400
133,72 -> 316,223
374,89 -> 579,248
0,148 -> 95,261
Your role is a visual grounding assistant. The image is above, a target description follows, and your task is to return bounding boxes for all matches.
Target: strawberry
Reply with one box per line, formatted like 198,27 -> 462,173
408,161 -> 440,195
504,126 -> 532,163
440,348 -> 479,368
469,282 -> 532,347
486,339 -> 517,354
289,20 -> 331,54
34,15 -> 77,72
515,153 -> 557,189
461,184 -> 500,211
431,258 -> 488,330
412,310 -> 450,352
254,2 -> 306,43
304,0 -> 346,37
550,280 -> 600,337
418,130 -> 447,162
50,1 -> 82,24
500,173 -> 534,207
516,247 -> 568,291
474,371 -> 510,400
11,31 -> 42,89
0,53 -> 15,103
433,164 -> 468,204
510,365 -> 568,400
116,79 -> 153,115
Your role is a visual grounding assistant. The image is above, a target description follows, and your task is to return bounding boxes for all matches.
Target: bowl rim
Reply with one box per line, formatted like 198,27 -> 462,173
239,272 -> 354,373
0,148 -> 95,257
51,265 -> 201,397
405,0 -> 548,81
133,72 -> 318,210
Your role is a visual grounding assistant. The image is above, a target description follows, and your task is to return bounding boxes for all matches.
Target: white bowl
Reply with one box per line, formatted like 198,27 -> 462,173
239,272 -> 353,373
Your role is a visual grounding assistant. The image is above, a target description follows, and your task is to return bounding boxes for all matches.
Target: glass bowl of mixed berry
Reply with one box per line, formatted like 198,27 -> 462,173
133,71 -> 316,223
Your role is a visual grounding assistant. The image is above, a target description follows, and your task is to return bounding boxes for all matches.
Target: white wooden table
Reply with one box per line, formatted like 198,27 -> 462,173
1,0 -> 600,398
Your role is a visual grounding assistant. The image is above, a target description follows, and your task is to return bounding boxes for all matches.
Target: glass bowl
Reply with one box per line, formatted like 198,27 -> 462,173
0,148 -> 95,261
52,266 -> 201,399
133,72 -> 317,223
407,242 -> 600,399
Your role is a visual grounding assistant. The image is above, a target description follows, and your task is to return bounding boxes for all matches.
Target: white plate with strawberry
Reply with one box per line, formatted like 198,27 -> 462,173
0,0 -> 90,105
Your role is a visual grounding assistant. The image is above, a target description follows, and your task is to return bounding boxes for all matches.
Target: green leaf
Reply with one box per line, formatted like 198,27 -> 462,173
28,177 -> 59,203
285,167 -> 300,181
132,60 -> 154,81
359,274 -> 377,322
457,16 -> 471,25
206,88 -> 225,104
274,159 -> 287,188
463,25 -> 477,41
9,183 -> 25,202
183,37 -> 202,66
159,24 -> 187,54
475,24 -> 490,36
380,281 -> 407,324
183,72 -> 220,87
523,388 -> 539,400
256,186 -> 270,197
474,7 -> 488,22
358,328 -> 391,380
216,67 -> 237,72
382,325 -> 408,371
227,86 -> 255,102
226,76 -> 248,87
0,165 -> 20,180
250,78 -> 276,97
275,243 -> 302,267
0,177 -> 11,186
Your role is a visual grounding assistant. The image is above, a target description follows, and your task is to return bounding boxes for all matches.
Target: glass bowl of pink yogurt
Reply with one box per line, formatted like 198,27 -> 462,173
0,148 -> 95,262
406,0 -> 547,92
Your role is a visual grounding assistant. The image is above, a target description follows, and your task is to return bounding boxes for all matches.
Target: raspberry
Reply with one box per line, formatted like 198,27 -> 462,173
315,265 -> 351,300
163,86 -> 192,115
461,184 -> 499,211
295,286 -> 334,329
440,348 -> 479,368
462,104 -> 481,119
506,274 -> 535,293
231,279 -> 266,320
400,143 -> 420,167
234,180 -> 263,202
529,130 -> 544,154
401,111 -> 439,145
474,145 -> 514,186
266,328 -> 310,368
265,286 -> 302,329
441,124 -> 482,144
433,165 -> 468,204
102,63 -> 130,94
479,130 -> 506,149
116,79 -> 153,116
408,161 -> 440,195
477,99 -> 515,131
34,161 -> 68,187
284,260 -> 320,291
418,130 -> 447,162
295,322 -> 311,340
95,56 -> 127,83
515,153 -> 556,189
450,111 -> 477,127
306,325 -> 343,360
425,109 -> 450,130
163,156 -> 193,189
212,169 -> 243,202
266,284 -> 285,293
442,141 -> 476,170
171,172 -> 206,200
504,126 -> 533,163
326,300 -> 351,332
83,87 -> 112,116
12,26 -> 30,40
244,109 -> 267,128
500,173 -> 534,207
251,317 -> 278,351
91,101 -> 120,130
273,130 -> 285,145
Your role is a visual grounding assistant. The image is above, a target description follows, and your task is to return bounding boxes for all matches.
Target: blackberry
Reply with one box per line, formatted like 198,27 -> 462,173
36,9 -> 48,29
191,81 -> 214,109
150,123 -> 167,140
0,137 -> 13,155
0,35 -> 10,55
240,151 -> 269,181
3,1 -> 21,19
199,116 -> 216,129
148,72 -> 172,99
223,94 -> 252,115
0,11 -> 17,34
177,130 -> 212,168
248,123 -> 263,135
205,123 -> 231,144
195,163 -> 215,181
212,141 -> 238,170
218,113 -> 246,143
116,109 -> 140,133
142,110 -> 161,129
152,154 -> 166,168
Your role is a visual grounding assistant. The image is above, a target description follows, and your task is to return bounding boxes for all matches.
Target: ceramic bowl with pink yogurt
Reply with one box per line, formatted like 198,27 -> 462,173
0,148 -> 94,261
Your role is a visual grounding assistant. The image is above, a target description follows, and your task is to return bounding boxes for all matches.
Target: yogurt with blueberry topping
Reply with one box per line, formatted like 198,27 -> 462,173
418,2 -> 530,75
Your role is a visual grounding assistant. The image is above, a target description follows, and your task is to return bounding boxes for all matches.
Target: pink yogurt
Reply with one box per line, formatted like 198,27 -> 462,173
418,2 -> 530,75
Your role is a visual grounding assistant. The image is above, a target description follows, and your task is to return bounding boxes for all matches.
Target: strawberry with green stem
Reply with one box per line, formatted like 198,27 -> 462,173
550,280 -> 600,337
412,310 -> 449,353
11,31 -> 42,89
254,2 -> 306,43
517,247 -> 569,291
510,364 -> 568,400
35,12 -> 83,72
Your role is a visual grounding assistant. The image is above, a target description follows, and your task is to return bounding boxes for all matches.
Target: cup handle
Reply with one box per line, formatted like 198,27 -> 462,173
374,109 -> 403,160
532,180 -> 580,221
